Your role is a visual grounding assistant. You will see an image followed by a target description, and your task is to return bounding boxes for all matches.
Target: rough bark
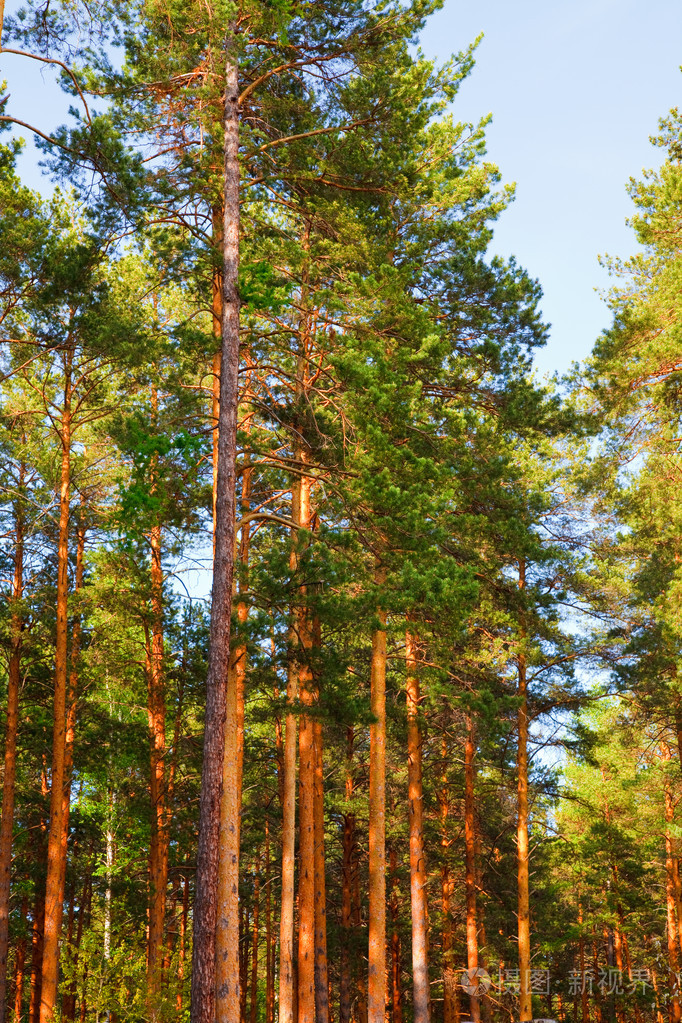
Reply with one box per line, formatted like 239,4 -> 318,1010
665,772 -> 682,1023
516,560 -> 531,1023
190,27 -> 240,1023
28,893 -> 44,1023
439,737 -> 456,1023
0,471 -> 24,1023
147,385 -> 168,1009
578,901 -> 589,1023
249,852 -> 260,1023
389,846 -> 402,1023
240,905 -> 249,1023
339,729 -> 354,1023
406,628 -> 429,1023
40,353 -> 72,1023
12,895 -> 28,1023
463,715 -> 480,1023
297,569 -> 315,1023
313,709 -> 329,1023
177,874 -> 189,1014
368,572 -> 387,1023
265,823 -> 274,1023
278,640 -> 298,1023
215,463 -> 251,1023
54,509 -> 85,1021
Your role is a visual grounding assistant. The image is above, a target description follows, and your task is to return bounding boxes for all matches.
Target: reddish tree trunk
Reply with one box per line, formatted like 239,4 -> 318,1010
339,729 -> 354,1023
177,874 -> 189,1014
313,709 -> 329,1023
40,354 -> 72,1023
665,774 -> 681,1023
406,629 -> 429,1023
249,853 -> 261,1023
516,560 -> 531,1023
389,846 -> 402,1023
463,715 -> 480,1023
28,893 -> 44,1023
12,895 -> 28,1023
190,27 -> 240,1023
368,573 -> 387,1023
0,469 -> 24,1023
216,452 -> 250,1023
56,509 -> 85,983
439,737 -> 456,1023
279,642 -> 297,1023
147,391 -> 168,1007
265,824 -> 274,1023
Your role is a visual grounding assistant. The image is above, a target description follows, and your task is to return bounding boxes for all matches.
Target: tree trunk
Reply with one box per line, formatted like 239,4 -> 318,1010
578,901 -> 589,1023
215,448 -> 251,1023
463,715 -> 480,1023
0,470 -> 24,1023
665,774 -> 681,1023
211,203 -> 223,556
28,893 -> 44,1023
240,905 -> 249,1023
406,628 -> 429,1023
55,508 -> 85,1014
516,559 -> 531,1023
439,737 -> 456,1023
249,853 -> 261,1023
353,831 -> 367,1023
190,24 -> 240,1023
278,644 -> 298,1023
265,824 -> 274,1023
297,568 -> 315,1023
12,896 -> 28,1023
368,571 -> 387,1023
40,353 -> 72,1023
313,710 -> 329,1023
389,846 -> 402,1023
147,382 -> 168,1010
177,874 -> 189,1014
339,730 -> 354,1023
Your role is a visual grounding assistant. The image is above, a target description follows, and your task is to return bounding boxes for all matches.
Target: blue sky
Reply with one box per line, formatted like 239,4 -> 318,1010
419,0 -> 682,377
2,0 -> 681,379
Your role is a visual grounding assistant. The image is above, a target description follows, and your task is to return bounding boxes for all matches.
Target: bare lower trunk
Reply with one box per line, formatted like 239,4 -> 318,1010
215,467 -> 251,1023
177,875 -> 189,1014
439,737 -> 456,1023
666,776 -> 681,1023
278,648 -> 298,1023
28,893 -> 44,1023
240,906 -> 249,1023
368,574 -> 387,1023
147,444 -> 167,1008
265,824 -> 274,1023
249,852 -> 260,1023
406,629 -> 429,1023
297,655 -> 315,1023
578,902 -> 588,1023
313,712 -> 329,1023
339,730 -> 354,1023
389,846 -> 402,1023
40,356 -> 72,1023
190,29 -> 240,1023
0,477 -> 24,1023
12,896 -> 28,1023
463,715 -> 480,1023
56,511 -> 85,1014
516,560 -> 531,1023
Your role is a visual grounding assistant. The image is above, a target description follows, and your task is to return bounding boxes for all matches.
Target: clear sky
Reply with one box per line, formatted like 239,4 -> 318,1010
3,0 -> 682,378
418,0 -> 682,377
